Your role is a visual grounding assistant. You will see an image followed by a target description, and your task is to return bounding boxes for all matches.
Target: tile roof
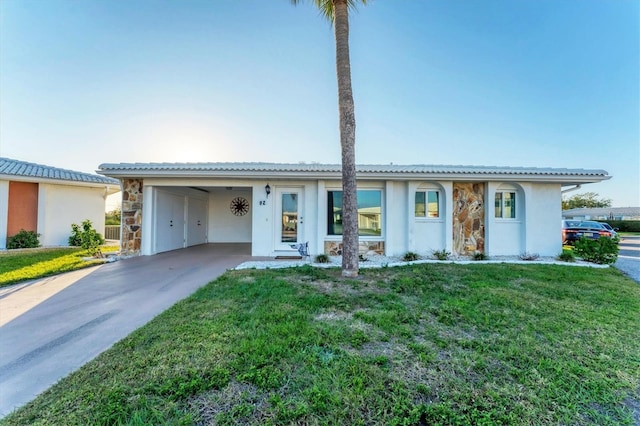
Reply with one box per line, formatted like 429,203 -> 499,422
97,162 -> 609,182
98,162 -> 609,175
0,157 -> 119,186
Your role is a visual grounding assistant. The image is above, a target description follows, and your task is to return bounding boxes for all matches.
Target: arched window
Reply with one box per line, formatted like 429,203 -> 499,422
415,190 -> 440,218
495,184 -> 522,219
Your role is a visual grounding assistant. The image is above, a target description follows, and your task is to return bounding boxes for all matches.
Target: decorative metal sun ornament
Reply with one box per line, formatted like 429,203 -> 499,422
230,197 -> 250,216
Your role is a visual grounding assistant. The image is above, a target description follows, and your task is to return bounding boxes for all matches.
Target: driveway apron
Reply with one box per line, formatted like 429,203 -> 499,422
0,243 -> 260,417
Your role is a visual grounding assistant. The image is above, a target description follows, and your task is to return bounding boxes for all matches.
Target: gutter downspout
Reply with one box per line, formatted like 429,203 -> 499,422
561,184 -> 582,194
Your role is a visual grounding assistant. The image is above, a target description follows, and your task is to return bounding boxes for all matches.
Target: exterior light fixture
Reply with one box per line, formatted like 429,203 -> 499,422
265,184 -> 271,198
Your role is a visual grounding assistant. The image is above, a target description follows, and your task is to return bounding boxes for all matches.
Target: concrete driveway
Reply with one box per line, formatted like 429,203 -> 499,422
615,235 -> 640,283
0,243 -> 261,417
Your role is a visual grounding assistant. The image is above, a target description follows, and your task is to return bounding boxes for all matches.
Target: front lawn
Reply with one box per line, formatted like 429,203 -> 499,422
0,246 -> 117,287
3,263 -> 639,425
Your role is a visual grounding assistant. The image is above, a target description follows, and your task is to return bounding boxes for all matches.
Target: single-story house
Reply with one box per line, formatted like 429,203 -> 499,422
0,158 -> 121,249
97,162 -> 609,258
562,207 -> 640,221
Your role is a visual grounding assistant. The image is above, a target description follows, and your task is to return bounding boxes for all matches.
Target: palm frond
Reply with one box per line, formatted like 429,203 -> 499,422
291,0 -> 368,22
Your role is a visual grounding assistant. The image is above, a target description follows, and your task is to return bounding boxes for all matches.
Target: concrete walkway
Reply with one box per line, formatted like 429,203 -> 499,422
0,244 -> 261,417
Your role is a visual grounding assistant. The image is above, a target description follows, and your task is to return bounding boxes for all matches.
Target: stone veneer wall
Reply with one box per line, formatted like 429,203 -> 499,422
121,179 -> 143,255
452,183 -> 485,256
324,240 -> 385,256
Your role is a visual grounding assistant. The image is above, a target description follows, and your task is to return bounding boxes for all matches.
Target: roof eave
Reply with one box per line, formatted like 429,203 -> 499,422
97,168 -> 610,184
1,174 -> 121,191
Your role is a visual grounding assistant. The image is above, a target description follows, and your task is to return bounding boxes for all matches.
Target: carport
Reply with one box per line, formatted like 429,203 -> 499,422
148,185 -> 254,255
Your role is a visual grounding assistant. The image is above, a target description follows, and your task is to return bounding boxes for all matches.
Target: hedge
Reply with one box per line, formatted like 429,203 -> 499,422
601,220 -> 640,233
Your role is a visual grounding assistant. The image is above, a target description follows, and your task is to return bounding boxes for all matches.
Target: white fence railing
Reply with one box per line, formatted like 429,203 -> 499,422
104,225 -> 120,240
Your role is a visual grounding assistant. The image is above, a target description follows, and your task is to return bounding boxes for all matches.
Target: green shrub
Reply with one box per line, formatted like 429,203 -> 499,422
7,229 -> 40,249
472,252 -> 488,261
68,224 -> 82,247
432,249 -> 450,260
557,249 -> 576,262
574,236 -> 619,264
68,220 -> 105,258
314,254 -> 329,263
403,252 -> 420,261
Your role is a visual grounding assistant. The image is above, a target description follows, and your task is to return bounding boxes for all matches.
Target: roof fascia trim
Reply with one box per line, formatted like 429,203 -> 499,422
0,174 -> 122,190
97,169 -> 610,184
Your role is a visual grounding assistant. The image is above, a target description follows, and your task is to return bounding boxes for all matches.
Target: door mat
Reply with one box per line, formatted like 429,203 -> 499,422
275,256 -> 303,260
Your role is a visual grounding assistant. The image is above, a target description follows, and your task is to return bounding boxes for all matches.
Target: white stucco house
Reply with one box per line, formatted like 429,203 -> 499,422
0,158 -> 120,249
97,162 -> 610,258
562,207 -> 640,221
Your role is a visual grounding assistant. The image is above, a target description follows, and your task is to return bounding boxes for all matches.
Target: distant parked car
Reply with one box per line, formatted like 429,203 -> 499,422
598,222 -> 619,239
562,220 -> 615,245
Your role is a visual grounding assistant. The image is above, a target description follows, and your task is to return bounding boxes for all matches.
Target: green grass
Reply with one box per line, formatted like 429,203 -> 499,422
0,246 -> 117,287
3,264 -> 639,425
620,232 -> 640,237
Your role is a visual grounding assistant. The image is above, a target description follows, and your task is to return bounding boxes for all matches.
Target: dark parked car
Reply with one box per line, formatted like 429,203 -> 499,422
562,220 -> 615,245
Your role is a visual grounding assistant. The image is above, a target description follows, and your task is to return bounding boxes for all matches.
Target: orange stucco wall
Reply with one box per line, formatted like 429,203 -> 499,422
7,181 -> 38,237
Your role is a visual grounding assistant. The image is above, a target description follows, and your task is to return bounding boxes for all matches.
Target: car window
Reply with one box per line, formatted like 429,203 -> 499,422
578,221 -> 603,228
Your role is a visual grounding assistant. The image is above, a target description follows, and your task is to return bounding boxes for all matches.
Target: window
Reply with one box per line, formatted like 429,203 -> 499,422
495,192 -> 516,218
415,191 -> 439,218
328,190 -> 382,236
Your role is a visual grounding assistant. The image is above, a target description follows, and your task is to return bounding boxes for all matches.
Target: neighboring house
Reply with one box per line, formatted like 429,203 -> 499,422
97,162 -> 610,258
0,158 -> 120,249
562,207 -> 640,221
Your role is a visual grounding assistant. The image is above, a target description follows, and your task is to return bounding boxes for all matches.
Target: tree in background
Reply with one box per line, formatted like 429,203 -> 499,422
562,192 -> 612,210
105,206 -> 121,225
291,0 -> 367,278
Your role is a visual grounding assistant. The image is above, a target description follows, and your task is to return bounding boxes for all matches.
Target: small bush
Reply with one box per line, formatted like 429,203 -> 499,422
403,252 -> 420,261
358,254 -> 368,262
472,252 -> 488,261
557,249 -> 575,262
432,249 -> 450,260
574,236 -> 618,265
314,254 -> 329,264
519,252 -> 540,261
7,229 -> 40,249
68,220 -> 105,258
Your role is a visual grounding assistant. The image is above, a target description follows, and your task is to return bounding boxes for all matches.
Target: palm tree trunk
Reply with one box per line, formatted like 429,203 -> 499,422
334,0 -> 358,277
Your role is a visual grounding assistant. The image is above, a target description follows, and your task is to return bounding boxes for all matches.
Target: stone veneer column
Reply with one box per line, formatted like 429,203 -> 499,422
452,183 -> 485,256
121,179 -> 143,255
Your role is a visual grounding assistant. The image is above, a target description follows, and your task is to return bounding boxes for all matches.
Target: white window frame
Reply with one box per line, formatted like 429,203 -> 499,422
415,190 -> 441,219
326,188 -> 384,239
495,191 -> 517,219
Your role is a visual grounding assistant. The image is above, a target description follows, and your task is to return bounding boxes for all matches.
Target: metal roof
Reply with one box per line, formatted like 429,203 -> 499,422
0,157 -> 120,186
97,162 -> 609,184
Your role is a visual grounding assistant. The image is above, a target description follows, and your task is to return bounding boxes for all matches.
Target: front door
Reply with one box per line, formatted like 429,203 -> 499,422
275,188 -> 304,251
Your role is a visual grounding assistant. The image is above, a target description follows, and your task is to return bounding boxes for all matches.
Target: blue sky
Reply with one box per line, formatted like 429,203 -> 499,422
1,0 -> 638,206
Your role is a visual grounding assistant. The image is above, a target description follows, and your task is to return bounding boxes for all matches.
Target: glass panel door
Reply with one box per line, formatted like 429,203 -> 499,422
275,188 -> 304,250
281,193 -> 298,243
